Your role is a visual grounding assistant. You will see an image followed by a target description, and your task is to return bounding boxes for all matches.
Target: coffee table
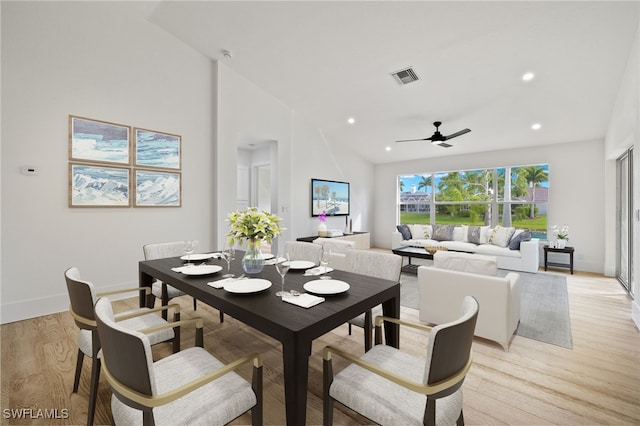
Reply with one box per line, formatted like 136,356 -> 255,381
392,246 -> 434,274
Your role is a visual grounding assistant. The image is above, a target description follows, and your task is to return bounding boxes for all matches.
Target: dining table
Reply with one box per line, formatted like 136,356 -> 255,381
138,251 -> 400,426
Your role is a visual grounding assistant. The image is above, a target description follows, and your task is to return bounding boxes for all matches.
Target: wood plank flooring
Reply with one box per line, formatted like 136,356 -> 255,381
2,269 -> 639,425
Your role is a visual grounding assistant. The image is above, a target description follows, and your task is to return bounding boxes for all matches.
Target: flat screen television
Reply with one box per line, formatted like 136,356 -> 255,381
311,178 -> 350,217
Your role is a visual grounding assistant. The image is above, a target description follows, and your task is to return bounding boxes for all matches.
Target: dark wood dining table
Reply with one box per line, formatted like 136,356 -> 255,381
138,251 -> 400,426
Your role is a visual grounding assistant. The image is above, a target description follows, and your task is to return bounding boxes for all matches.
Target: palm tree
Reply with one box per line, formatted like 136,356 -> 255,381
522,166 -> 548,218
417,175 -> 432,192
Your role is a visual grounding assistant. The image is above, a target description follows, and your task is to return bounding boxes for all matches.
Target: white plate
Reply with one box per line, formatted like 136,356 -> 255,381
262,253 -> 275,260
180,253 -> 215,261
285,260 -> 316,270
304,266 -> 335,276
304,279 -> 350,295
181,265 -> 223,275
224,278 -> 272,294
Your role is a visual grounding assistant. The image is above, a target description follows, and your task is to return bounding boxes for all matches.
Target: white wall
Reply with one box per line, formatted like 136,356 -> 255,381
1,2 -> 216,323
373,139 -> 606,274
604,23 -> 639,327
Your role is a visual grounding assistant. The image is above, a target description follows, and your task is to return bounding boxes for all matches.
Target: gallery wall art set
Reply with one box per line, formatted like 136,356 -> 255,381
68,115 -> 182,207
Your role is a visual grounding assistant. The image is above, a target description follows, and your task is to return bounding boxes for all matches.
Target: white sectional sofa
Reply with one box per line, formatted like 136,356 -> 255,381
393,223 -> 540,273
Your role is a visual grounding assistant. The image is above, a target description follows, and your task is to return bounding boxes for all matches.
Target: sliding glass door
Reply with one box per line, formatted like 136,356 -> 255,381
616,148 -> 633,295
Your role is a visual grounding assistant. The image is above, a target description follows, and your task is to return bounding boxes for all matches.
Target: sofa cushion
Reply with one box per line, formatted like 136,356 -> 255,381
409,224 -> 431,239
480,226 -> 492,244
433,251 -> 497,276
508,230 -> 532,250
452,226 -> 468,242
396,224 -> 412,240
475,244 -> 522,258
488,226 -> 516,248
439,241 -> 478,252
432,224 -> 455,241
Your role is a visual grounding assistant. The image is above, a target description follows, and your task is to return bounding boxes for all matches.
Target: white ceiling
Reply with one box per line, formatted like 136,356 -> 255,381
145,1 -> 639,164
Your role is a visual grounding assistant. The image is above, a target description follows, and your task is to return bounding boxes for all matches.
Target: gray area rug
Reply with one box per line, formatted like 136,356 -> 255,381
399,261 -> 573,349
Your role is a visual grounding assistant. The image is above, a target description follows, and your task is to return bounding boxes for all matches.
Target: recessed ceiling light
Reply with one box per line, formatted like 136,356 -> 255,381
347,117 -> 355,124
531,123 -> 541,130
385,146 -> 392,151
522,72 -> 535,81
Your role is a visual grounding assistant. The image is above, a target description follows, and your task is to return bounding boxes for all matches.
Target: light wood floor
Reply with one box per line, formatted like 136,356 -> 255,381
2,269 -> 639,425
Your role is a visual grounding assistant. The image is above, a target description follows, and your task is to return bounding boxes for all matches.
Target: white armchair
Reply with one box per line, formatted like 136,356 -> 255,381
418,251 -> 520,351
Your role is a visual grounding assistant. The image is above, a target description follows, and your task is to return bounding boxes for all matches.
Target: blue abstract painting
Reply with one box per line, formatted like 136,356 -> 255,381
70,116 -> 130,164
135,169 -> 181,207
70,164 -> 130,207
135,128 -> 181,170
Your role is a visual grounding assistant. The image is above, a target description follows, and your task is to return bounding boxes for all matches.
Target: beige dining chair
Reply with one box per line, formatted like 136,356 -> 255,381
283,240 -> 323,264
323,296 -> 479,426
343,250 -> 402,351
143,241 -> 207,321
94,297 -> 263,426
65,267 -> 180,426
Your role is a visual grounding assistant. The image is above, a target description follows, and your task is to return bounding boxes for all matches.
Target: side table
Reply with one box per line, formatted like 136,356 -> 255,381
544,246 -> 574,274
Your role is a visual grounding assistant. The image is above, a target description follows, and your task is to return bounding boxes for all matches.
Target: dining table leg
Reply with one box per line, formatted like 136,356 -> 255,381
139,270 -> 154,309
381,291 -> 401,348
282,337 -> 312,425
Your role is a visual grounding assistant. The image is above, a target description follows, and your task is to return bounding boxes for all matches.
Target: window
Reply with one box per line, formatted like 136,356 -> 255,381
398,164 -> 548,238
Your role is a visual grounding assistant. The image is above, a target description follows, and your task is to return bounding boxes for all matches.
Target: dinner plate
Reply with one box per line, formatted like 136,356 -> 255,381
304,279 -> 350,295
180,253 -> 215,261
262,253 -> 275,260
224,278 -> 272,294
304,266 -> 335,276
285,260 -> 316,270
180,265 -> 223,275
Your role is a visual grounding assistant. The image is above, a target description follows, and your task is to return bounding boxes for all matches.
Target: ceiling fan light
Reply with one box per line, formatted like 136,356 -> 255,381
522,72 -> 535,81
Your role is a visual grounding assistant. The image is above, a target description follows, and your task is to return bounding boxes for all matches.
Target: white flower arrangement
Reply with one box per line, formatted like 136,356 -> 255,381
552,224 -> 569,240
226,207 -> 284,245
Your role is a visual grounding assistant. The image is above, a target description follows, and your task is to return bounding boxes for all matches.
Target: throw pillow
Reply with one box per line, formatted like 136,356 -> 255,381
468,226 -> 481,244
409,224 -> 431,239
431,224 -> 455,241
396,224 -> 412,240
509,229 -> 532,250
479,226 -> 492,244
488,226 -> 516,248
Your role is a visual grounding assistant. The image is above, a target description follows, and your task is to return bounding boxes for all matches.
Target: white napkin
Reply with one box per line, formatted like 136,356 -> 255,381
171,265 -> 192,273
304,267 -> 333,276
207,277 -> 236,289
282,293 -> 325,308
264,256 -> 286,266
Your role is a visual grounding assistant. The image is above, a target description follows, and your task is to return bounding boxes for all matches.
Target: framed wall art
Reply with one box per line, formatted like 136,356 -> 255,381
69,115 -> 131,165
134,128 -> 181,170
69,163 -> 131,207
134,169 -> 181,207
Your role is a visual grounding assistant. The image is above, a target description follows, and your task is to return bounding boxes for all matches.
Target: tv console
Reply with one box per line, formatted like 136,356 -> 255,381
296,231 -> 370,250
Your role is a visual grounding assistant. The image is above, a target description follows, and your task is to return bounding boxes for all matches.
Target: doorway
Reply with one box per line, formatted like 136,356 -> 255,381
616,147 -> 633,296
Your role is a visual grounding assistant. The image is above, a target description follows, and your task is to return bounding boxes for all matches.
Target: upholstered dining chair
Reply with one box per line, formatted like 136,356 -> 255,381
65,267 -> 180,426
283,240 -> 323,265
143,241 -> 204,321
323,296 -> 479,426
343,250 -> 402,351
94,297 -> 263,426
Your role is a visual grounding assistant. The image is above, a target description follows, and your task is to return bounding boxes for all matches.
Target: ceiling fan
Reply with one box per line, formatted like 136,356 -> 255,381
396,121 -> 471,148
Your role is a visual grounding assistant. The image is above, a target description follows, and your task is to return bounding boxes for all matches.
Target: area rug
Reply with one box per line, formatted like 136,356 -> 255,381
399,265 -> 573,349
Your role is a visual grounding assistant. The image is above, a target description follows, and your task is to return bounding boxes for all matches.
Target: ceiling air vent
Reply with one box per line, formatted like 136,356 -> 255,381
390,67 -> 419,85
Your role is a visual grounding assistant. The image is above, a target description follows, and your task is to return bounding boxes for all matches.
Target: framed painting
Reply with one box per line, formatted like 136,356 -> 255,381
134,169 -> 181,207
69,163 -> 131,207
69,116 -> 131,165
134,128 -> 181,170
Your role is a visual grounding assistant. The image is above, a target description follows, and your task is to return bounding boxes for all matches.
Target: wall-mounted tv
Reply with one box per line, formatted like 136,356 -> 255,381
311,178 -> 350,217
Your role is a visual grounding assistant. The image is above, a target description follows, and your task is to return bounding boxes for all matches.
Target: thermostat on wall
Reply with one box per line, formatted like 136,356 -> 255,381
21,166 -> 39,175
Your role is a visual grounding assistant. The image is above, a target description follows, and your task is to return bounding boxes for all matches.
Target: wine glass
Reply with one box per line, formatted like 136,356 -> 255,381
274,252 -> 290,297
319,248 -> 332,280
183,240 -> 195,265
222,242 -> 235,278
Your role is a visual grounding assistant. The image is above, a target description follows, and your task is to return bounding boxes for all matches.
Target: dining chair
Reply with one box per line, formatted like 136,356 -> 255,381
343,250 -> 402,351
94,297 -> 263,426
65,267 -> 180,426
323,296 -> 479,426
143,241 -> 211,321
284,240 -> 323,264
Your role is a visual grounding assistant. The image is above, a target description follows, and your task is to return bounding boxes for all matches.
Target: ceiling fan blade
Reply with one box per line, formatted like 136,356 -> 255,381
432,140 -> 453,148
443,128 -> 471,140
395,137 -> 432,143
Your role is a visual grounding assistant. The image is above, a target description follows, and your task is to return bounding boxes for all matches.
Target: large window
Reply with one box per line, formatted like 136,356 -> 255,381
398,164 -> 549,238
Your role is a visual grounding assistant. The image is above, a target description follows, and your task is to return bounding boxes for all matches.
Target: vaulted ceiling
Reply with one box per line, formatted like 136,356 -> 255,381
145,1 -> 639,164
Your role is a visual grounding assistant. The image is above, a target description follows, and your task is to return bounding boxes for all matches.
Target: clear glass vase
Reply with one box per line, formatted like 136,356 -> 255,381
242,239 -> 265,274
